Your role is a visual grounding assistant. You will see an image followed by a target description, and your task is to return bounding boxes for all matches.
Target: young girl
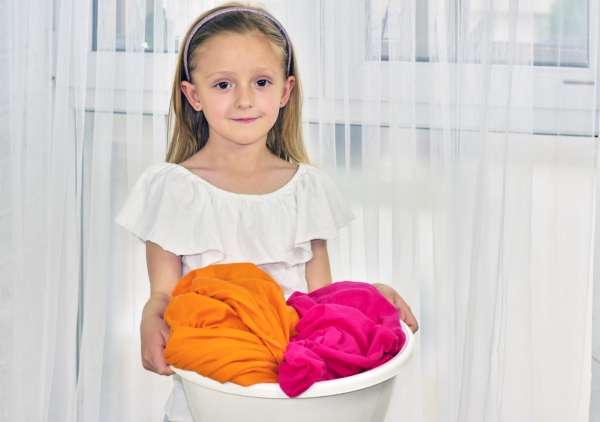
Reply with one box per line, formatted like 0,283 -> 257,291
115,3 -> 418,420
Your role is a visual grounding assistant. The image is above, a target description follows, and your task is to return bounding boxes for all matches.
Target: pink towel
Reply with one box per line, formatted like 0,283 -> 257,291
278,281 -> 406,397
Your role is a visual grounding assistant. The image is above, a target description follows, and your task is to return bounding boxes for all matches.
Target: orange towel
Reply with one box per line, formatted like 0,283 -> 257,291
163,262 -> 299,386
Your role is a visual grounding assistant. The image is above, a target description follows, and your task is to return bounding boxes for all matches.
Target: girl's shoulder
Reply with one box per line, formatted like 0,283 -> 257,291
292,163 -> 356,243
114,162 -> 203,254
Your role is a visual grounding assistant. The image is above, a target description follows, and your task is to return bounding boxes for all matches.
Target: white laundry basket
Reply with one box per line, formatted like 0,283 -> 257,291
172,321 -> 415,422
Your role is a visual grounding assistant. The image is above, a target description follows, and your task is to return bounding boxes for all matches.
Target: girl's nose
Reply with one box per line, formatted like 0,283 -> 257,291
235,84 -> 254,109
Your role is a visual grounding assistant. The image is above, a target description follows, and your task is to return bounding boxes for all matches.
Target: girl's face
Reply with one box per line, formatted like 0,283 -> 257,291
181,30 -> 295,149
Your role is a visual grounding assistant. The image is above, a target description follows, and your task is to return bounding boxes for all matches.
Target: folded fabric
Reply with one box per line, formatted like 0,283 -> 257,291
163,262 -> 299,386
279,281 -> 405,397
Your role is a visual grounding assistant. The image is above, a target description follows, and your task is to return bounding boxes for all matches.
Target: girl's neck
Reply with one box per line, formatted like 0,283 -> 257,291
198,138 -> 276,173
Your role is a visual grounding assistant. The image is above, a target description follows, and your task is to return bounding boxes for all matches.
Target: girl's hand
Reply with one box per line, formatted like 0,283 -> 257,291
373,283 -> 419,333
140,314 -> 174,375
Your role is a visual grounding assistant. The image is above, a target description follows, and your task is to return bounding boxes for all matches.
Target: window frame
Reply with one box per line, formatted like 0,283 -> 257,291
86,0 -> 600,137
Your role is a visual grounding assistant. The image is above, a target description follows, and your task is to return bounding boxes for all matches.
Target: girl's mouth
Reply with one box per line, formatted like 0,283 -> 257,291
232,117 -> 258,124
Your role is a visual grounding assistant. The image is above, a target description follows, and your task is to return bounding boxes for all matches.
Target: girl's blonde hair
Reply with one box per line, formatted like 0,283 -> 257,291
166,2 -> 308,164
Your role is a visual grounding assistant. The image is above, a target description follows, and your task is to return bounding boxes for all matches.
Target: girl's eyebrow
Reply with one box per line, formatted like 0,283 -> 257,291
206,68 -> 277,78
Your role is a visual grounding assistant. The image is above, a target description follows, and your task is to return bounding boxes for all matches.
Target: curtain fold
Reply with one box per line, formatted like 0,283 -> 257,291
2,0 -> 598,421
3,0 -> 90,421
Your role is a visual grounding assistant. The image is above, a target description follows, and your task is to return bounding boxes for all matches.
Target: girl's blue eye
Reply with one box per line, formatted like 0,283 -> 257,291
257,79 -> 271,87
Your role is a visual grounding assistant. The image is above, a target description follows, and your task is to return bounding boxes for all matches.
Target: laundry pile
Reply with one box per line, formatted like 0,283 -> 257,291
163,262 -> 298,385
163,262 -> 406,397
279,281 -> 405,396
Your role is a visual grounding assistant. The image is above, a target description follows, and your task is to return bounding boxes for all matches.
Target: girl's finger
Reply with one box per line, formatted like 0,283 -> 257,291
159,365 -> 174,376
153,352 -> 174,376
404,312 -> 419,333
160,328 -> 170,343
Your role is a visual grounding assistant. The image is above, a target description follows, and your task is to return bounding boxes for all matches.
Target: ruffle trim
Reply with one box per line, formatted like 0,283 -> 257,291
115,162 -> 355,265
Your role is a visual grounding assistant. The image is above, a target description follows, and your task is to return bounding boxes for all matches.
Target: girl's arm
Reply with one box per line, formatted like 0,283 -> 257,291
305,239 -> 419,333
141,240 -> 182,375
305,239 -> 332,292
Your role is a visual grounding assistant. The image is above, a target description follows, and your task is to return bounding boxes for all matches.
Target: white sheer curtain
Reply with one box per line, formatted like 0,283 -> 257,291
3,0 -> 598,421
3,0 -> 89,420
304,1 -> 596,420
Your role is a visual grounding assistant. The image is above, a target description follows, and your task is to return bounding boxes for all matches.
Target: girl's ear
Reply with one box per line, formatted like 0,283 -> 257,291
279,76 -> 296,108
180,81 -> 203,112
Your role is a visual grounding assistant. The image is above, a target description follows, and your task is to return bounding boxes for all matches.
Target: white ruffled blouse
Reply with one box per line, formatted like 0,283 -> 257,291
115,161 -> 355,296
